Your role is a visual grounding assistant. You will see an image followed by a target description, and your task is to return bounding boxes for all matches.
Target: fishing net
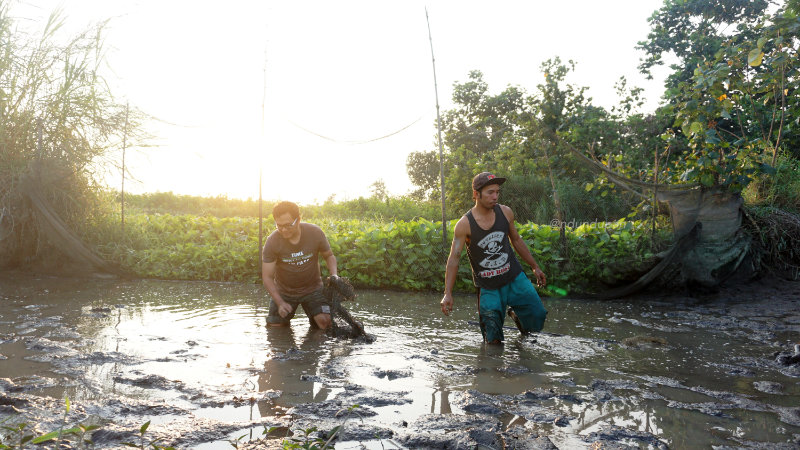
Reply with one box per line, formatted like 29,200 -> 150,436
323,276 -> 373,341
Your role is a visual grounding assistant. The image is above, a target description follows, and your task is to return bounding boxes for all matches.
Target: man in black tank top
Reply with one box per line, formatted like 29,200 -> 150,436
440,172 -> 548,344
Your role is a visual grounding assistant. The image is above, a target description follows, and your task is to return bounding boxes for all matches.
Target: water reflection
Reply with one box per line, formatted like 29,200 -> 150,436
258,326 -> 333,416
1,275 -> 798,449
430,384 -> 451,414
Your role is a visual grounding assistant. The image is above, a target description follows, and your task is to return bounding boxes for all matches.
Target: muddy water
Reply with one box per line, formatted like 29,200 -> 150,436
1,273 -> 799,449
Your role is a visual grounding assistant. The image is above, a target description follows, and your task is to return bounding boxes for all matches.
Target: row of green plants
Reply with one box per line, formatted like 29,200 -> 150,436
121,191 -> 443,222
90,213 -> 669,294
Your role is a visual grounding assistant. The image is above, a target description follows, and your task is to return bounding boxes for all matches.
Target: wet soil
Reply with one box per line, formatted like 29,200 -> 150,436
0,272 -> 799,449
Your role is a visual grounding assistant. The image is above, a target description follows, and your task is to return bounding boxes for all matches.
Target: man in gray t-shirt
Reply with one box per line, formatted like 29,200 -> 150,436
261,201 -> 338,329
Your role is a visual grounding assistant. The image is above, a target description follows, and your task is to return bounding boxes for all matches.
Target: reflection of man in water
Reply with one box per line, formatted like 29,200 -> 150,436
257,326 -> 331,417
261,201 -> 339,329
440,172 -> 548,344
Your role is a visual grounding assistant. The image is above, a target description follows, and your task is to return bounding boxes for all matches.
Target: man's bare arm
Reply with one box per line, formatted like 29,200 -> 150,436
441,217 -> 469,315
321,249 -> 338,278
262,261 -> 293,317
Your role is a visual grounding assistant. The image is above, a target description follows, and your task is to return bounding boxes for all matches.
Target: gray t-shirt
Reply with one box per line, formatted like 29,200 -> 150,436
261,222 -> 331,297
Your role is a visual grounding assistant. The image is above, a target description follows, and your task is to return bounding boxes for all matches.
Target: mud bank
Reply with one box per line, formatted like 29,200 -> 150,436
1,273 -> 799,448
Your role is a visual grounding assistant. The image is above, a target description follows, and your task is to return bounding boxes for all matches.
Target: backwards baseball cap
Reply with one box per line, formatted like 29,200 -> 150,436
472,172 -> 506,192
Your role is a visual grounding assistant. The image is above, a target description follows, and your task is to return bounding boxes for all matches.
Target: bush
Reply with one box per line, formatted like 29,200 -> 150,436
89,212 -> 667,294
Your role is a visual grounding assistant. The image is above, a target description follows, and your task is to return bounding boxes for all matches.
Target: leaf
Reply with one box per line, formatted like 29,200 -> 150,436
32,431 -> 61,444
748,48 -> 764,66
700,173 -> 715,186
690,121 -> 704,134
757,36 -> 767,49
680,168 -> 698,181
760,163 -> 777,175
140,420 -> 151,434
704,129 -> 721,145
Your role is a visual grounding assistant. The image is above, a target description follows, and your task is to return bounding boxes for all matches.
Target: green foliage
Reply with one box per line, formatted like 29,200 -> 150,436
661,7 -> 800,192
279,426 -> 339,449
405,61 -> 657,226
89,210 -> 665,294
517,219 -> 670,293
123,192 -> 265,218
636,0 -> 771,91
0,396 -> 116,450
0,2 -> 145,265
327,218 -> 452,290
743,153 -> 800,212
121,420 -> 175,450
243,405 -> 362,449
122,192 -> 441,222
94,213 -> 262,283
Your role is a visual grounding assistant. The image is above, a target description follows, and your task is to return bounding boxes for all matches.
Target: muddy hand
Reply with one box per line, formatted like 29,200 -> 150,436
277,301 -> 293,318
440,294 -> 454,316
533,268 -> 546,287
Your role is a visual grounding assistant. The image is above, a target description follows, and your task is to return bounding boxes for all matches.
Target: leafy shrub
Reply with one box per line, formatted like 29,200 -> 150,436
90,212 -> 666,294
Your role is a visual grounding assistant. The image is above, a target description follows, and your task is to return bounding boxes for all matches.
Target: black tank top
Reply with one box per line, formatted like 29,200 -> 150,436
465,205 -> 523,289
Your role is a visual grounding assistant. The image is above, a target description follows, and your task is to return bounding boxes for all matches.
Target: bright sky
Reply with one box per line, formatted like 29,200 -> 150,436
15,0 -> 670,205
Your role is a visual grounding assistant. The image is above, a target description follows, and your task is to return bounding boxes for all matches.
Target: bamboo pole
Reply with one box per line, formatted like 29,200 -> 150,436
425,7 -> 447,247
652,145 -> 658,242
259,50 -> 267,266
121,102 -> 129,233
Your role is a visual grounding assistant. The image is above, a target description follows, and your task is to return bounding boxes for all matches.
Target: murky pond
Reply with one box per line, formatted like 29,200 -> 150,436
1,272 -> 799,449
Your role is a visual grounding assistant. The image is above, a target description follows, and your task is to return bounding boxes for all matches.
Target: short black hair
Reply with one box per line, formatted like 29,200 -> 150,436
272,201 -> 300,220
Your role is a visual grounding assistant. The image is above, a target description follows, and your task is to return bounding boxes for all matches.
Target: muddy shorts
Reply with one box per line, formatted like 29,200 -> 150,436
267,287 -> 331,327
478,271 -> 547,343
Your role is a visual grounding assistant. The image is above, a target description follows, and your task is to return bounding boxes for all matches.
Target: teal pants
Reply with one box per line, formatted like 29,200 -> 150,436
478,271 -> 547,343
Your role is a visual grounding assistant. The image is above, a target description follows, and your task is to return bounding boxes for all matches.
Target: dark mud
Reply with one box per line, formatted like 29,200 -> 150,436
1,273 -> 799,448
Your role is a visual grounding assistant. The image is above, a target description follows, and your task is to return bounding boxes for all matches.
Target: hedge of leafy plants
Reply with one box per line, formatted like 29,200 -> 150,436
93,213 -> 669,294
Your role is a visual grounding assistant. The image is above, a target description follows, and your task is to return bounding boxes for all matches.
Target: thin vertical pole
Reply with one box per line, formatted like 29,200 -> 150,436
121,102 -> 129,233
259,50 -> 267,266
425,8 -> 447,246
652,146 -> 659,241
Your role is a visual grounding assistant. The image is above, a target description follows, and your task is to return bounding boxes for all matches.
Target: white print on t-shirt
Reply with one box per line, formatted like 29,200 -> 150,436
476,231 -> 510,278
282,251 -> 312,266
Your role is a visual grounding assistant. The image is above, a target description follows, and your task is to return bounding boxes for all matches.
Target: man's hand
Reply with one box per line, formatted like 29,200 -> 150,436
532,268 -> 547,287
276,300 -> 293,318
440,294 -> 454,316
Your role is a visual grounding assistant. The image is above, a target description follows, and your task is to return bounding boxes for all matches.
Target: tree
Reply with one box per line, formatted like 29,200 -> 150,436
637,0 -> 772,95
0,3 -> 145,268
662,3 -> 800,191
369,179 -> 388,201
405,149 -> 441,199
406,61 -> 632,222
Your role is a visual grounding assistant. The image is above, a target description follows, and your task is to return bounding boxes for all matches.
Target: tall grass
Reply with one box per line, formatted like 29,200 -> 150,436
742,153 -> 800,213
0,3 -> 143,266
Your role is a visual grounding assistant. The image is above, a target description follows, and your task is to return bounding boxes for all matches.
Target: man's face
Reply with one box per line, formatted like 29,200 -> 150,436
476,184 -> 500,208
275,212 -> 300,240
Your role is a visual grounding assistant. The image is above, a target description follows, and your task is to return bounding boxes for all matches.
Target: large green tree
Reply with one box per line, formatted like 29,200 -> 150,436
655,1 -> 799,192
637,0 -> 772,95
406,60 -> 647,223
